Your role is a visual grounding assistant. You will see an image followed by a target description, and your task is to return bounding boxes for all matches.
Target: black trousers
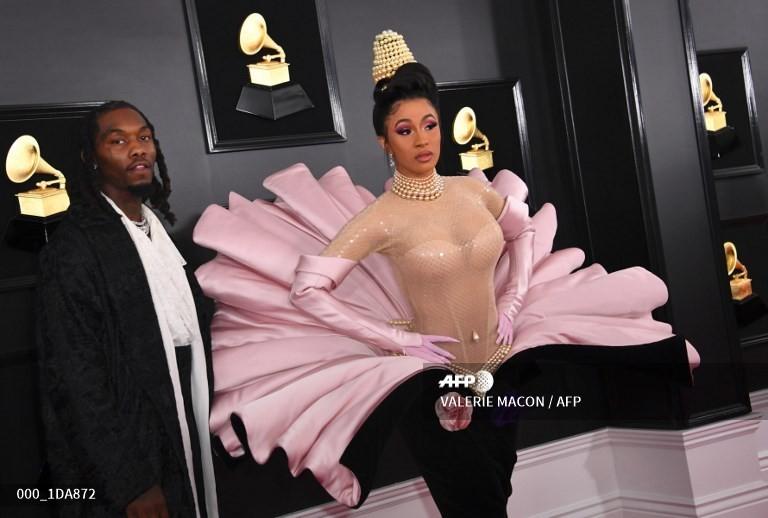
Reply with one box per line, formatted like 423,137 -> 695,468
397,370 -> 519,518
339,368 -> 518,517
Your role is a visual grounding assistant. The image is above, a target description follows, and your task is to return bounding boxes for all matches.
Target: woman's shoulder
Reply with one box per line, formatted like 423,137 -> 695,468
445,175 -> 505,217
322,193 -> 401,258
356,191 -> 392,217
336,192 -> 399,234
445,174 -> 491,193
444,174 -> 496,198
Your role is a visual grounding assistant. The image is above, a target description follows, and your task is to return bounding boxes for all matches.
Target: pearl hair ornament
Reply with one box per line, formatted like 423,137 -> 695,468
372,30 -> 417,83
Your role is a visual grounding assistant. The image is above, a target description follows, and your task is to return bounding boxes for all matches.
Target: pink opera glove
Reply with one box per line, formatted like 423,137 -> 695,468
435,392 -> 473,431
496,312 -> 515,346
495,196 -> 535,346
291,255 -> 456,364
415,335 -> 459,364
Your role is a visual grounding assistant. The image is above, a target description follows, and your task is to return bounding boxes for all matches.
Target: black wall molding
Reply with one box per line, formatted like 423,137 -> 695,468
678,0 -> 752,377
614,0 -> 669,299
548,0 -> 595,264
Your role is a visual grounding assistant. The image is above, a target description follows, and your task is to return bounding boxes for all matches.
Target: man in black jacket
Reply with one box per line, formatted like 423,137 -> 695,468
37,101 -> 218,517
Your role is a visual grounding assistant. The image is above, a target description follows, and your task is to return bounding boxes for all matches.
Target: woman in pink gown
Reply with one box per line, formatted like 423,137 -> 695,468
193,31 -> 700,517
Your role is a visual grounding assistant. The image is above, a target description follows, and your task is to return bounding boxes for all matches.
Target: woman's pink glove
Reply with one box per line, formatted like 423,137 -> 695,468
495,196 -> 535,346
408,335 -> 458,364
496,312 -> 515,346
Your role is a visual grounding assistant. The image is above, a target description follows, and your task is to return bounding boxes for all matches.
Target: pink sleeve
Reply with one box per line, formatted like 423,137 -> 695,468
496,197 -> 535,317
290,254 -> 421,354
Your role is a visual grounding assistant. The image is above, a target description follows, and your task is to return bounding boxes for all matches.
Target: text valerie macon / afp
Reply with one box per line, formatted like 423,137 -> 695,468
438,394 -> 583,409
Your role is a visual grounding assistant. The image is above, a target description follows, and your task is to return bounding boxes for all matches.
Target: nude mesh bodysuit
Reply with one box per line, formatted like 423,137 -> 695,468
322,176 -> 507,366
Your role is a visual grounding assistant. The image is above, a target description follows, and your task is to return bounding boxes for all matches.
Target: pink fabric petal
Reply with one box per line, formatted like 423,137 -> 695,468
356,185 -> 377,204
468,168 -> 529,201
317,166 -> 370,217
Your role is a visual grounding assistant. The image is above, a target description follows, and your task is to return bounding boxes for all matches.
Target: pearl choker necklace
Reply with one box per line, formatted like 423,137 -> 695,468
392,169 -> 444,201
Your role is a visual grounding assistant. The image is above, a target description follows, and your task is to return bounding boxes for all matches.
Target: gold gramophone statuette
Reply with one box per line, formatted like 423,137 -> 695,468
724,241 -> 752,301
235,12 -> 314,119
5,135 -> 69,217
700,73 -> 728,132
240,13 -> 289,87
452,106 -> 494,171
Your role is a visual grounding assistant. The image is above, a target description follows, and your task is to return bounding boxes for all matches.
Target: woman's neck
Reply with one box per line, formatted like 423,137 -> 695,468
395,168 -> 438,181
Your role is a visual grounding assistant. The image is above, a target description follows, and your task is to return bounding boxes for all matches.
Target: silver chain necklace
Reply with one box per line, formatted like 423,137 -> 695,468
133,217 -> 150,237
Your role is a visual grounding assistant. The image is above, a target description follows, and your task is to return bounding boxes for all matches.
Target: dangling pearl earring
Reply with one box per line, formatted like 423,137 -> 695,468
387,152 -> 395,172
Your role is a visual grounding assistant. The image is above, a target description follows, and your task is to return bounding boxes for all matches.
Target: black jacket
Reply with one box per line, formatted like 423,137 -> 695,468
36,198 -> 213,517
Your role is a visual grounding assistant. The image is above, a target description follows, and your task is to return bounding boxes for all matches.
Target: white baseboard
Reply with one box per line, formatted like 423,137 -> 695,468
286,403 -> 768,517
750,389 -> 768,412
750,389 -> 768,474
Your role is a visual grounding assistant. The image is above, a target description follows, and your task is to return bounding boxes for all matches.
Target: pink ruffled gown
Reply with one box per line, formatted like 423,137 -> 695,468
193,163 -> 700,508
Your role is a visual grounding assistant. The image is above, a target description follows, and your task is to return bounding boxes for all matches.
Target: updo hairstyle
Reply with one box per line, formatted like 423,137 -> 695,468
372,62 -> 439,137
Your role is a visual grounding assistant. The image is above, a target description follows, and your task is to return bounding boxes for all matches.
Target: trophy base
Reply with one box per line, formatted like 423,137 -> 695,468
247,62 -> 290,87
733,293 -> 767,327
16,187 -> 70,218
708,126 -> 738,159
459,150 -> 494,171
237,82 -> 314,120
4,213 -> 64,252
730,277 -> 752,301
704,110 -> 727,132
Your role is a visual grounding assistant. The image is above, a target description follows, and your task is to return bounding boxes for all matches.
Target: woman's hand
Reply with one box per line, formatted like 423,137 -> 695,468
496,312 -> 515,346
403,335 -> 458,364
435,391 -> 473,431
126,484 -> 168,518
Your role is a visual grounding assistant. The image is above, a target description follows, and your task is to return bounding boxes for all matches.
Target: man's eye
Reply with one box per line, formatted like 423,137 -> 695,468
111,139 -> 125,144
139,135 -> 151,141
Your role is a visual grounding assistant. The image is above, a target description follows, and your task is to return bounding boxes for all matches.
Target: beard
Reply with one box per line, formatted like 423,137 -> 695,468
127,181 -> 157,200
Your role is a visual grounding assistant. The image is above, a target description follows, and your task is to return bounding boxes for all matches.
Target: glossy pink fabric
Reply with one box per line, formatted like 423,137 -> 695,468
193,164 -> 700,508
